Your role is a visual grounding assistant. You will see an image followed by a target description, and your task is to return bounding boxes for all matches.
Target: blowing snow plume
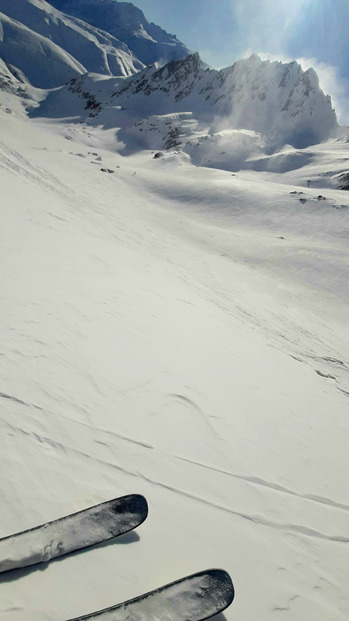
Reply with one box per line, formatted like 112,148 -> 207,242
32,52 -> 338,156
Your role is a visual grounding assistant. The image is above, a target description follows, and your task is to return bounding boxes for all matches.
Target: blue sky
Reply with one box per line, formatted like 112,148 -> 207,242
133,0 -> 349,124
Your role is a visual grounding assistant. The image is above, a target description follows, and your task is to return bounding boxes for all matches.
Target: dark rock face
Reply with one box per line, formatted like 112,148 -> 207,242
337,172 -> 349,190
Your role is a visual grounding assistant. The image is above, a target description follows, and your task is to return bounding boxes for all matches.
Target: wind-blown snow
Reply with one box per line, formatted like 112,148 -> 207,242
35,52 -> 338,154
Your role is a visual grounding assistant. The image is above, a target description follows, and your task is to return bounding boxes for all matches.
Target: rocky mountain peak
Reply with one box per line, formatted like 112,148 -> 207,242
0,0 -> 339,152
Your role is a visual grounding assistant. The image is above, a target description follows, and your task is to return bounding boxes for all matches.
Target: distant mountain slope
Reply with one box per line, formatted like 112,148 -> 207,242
0,0 -> 144,88
47,0 -> 192,66
36,53 -> 338,151
0,10 -> 87,89
0,57 -> 24,94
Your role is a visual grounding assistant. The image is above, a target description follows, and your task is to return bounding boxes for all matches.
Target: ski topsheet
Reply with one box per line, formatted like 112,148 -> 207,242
67,568 -> 234,621
0,494 -> 148,573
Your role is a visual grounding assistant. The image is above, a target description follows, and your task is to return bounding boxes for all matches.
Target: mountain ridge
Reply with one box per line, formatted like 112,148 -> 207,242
0,0 -> 146,87
46,0 -> 192,67
0,0 -> 340,155
33,52 -> 338,153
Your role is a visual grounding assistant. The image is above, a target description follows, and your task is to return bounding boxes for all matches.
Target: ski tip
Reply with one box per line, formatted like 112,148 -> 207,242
111,494 -> 149,524
207,568 -> 235,600
66,567 -> 234,620
194,568 -> 235,614
128,494 -> 149,523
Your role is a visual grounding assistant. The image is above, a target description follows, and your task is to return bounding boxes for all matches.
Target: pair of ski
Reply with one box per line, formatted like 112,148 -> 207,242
0,494 -> 235,620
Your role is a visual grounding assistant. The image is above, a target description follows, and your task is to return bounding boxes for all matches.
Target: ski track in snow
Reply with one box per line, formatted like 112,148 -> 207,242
2,412 -> 349,547
135,473 -> 349,545
0,393 -> 154,450
0,140 -> 79,208
174,456 -> 349,513
0,391 -> 44,411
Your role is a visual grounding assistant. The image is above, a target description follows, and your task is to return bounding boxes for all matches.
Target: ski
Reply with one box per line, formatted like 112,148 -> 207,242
67,568 -> 234,620
0,494 -> 148,573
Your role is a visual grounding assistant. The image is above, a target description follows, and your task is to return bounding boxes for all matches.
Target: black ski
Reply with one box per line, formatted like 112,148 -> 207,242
0,494 -> 148,573
67,568 -> 234,620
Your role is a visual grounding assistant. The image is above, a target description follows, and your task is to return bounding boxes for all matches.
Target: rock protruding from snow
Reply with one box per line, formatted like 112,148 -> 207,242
0,58 -> 20,93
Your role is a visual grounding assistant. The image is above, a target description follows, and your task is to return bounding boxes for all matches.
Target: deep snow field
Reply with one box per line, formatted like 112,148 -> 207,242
1,95 -> 349,620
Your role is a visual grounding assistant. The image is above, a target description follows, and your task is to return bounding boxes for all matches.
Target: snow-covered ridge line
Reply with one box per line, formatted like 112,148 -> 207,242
0,0 -> 146,86
0,0 -> 339,152
47,0 -> 192,67
37,52 -> 338,152
0,0 -> 191,89
108,52 -> 338,148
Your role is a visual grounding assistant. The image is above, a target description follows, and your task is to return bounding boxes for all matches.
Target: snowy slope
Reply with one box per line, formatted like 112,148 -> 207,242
0,87 -> 349,621
0,57 -> 24,95
33,52 -> 339,164
0,9 -> 86,89
48,0 -> 192,67
0,0 -> 191,89
0,0 -> 144,87
0,3 -> 349,618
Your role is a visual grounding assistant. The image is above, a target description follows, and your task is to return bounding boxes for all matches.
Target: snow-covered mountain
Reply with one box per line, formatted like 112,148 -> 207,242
34,52 -> 338,156
0,0 -> 191,89
0,0 -> 147,87
47,0 -> 192,67
0,0 -> 339,153
108,52 -> 338,148
0,0 -> 162,89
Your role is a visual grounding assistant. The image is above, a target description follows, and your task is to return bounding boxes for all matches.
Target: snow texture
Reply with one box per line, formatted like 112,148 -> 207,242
0,100 -> 348,620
